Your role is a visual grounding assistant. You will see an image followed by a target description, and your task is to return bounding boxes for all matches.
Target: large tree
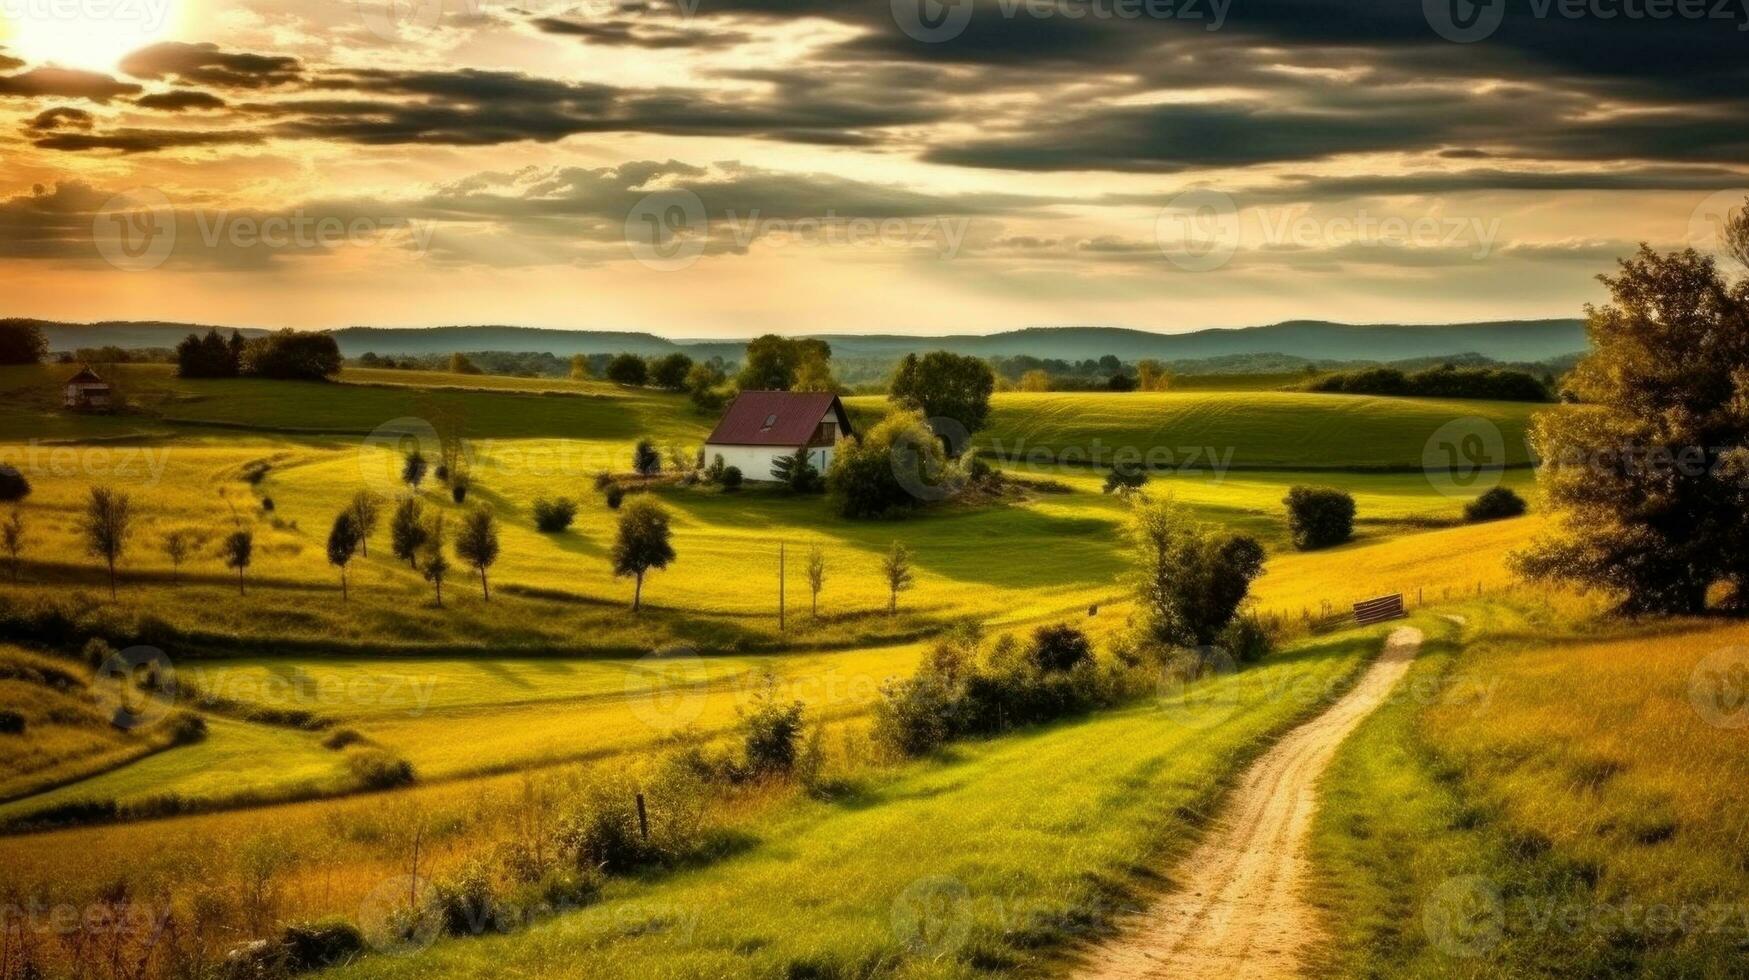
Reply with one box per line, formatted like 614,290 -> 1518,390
0,322 -> 49,365
887,351 -> 996,440
737,335 -> 831,391
1513,237 -> 1749,614
611,497 -> 675,611
1127,495 -> 1265,651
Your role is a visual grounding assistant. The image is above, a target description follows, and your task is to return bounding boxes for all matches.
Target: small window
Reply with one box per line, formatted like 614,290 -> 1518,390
761,413 -> 778,431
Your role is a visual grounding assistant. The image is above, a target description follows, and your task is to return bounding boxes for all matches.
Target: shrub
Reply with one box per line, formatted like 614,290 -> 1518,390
0,465 -> 29,502
239,329 -> 342,380
346,749 -> 415,789
870,675 -> 954,758
279,920 -> 364,972
740,686 -> 805,778
322,728 -> 365,750
604,485 -> 624,510
826,410 -> 950,518
593,471 -> 615,492
1027,623 -> 1093,673
1103,460 -> 1147,495
506,867 -> 602,921
632,440 -> 661,477
430,860 -> 502,937
532,496 -> 577,533
720,466 -> 743,490
167,711 -> 208,745
604,353 -> 648,386
1219,613 -> 1275,664
556,772 -> 651,873
1465,486 -> 1527,522
1284,486 -> 1355,550
450,474 -> 470,504
0,710 -> 23,735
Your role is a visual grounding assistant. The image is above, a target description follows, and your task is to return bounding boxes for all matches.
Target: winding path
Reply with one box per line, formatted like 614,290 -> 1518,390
1075,626 -> 1424,980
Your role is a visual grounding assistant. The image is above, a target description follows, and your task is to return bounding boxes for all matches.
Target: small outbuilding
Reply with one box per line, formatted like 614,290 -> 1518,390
63,367 -> 113,410
704,390 -> 854,481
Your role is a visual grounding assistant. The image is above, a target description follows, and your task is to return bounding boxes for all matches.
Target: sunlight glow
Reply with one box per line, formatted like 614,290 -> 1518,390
1,0 -> 179,71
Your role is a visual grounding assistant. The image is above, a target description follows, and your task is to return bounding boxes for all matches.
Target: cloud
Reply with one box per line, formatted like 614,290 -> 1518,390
31,129 -> 264,153
0,67 -> 142,103
25,107 -> 96,131
120,42 -> 303,89
135,90 -> 229,112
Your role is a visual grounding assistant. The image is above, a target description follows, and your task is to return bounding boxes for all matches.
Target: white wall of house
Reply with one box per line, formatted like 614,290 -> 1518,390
704,444 -> 835,482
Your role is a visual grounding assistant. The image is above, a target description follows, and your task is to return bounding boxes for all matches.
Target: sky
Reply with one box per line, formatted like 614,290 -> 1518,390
0,0 -> 1746,336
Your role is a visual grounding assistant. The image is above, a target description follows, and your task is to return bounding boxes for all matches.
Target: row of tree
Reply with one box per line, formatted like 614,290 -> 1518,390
176,329 -> 343,381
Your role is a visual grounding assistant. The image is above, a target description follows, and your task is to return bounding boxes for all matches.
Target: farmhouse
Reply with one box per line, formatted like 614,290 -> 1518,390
704,390 -> 854,481
62,367 -> 113,410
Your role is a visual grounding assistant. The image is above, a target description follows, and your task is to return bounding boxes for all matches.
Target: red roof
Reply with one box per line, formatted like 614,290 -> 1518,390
705,391 -> 851,447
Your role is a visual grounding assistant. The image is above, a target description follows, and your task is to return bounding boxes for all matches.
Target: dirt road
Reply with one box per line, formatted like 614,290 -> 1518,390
1075,626 -> 1424,980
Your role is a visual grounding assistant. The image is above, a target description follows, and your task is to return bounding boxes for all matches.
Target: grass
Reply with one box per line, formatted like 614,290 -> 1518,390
885,390 -> 1548,471
1311,600 -> 1749,978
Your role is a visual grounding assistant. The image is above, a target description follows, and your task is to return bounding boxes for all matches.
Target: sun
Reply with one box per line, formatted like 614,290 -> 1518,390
1,0 -> 181,72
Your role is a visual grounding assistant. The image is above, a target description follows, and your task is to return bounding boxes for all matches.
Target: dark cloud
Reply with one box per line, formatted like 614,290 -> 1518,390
0,67 -> 142,103
32,128 -> 264,153
532,16 -> 750,48
135,90 -> 228,112
26,107 -> 96,132
120,42 -> 303,89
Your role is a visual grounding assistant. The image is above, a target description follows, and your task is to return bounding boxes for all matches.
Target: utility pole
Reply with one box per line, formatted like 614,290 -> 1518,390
779,541 -> 786,632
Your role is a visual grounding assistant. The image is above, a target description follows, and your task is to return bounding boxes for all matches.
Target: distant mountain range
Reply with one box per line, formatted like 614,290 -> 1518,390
17,318 -> 1589,365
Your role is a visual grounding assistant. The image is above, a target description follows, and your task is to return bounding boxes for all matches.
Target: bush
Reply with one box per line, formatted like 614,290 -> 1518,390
604,485 -> 624,510
167,711 -> 208,745
556,772 -> 652,873
506,867 -> 602,921
1284,486 -> 1355,550
346,749 -> 415,789
1103,460 -> 1147,495
1027,624 -> 1093,673
604,353 -> 648,386
279,920 -> 364,972
826,410 -> 950,518
1305,364 -> 1550,401
720,466 -> 743,490
450,475 -> 470,504
532,496 -> 577,533
870,675 -> 954,758
239,329 -> 342,380
430,860 -> 502,937
0,465 -> 29,502
1219,613 -> 1275,664
740,687 -> 805,778
1465,486 -> 1527,522
632,440 -> 661,477
322,728 -> 365,750
0,710 -> 23,735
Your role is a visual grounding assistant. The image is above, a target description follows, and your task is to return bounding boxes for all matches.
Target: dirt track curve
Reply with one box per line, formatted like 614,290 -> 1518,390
1075,625 -> 1424,980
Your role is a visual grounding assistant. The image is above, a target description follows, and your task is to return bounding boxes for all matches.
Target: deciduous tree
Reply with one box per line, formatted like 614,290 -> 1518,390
81,486 -> 134,599
611,498 -> 675,611
454,507 -> 500,601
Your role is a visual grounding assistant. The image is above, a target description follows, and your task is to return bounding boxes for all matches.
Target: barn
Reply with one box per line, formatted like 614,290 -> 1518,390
703,390 -> 855,481
63,367 -> 113,410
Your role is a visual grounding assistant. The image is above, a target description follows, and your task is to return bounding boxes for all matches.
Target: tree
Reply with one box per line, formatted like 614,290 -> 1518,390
1104,459 -> 1148,495
222,529 -> 253,596
882,541 -> 914,614
771,446 -> 823,493
738,335 -> 831,391
611,498 -> 675,611
81,486 -> 134,599
569,354 -> 593,380
605,353 -> 648,386
0,464 -> 28,502
1,509 -> 23,582
454,508 -> 500,601
347,490 -> 384,557
1018,369 -> 1052,392
421,514 -> 449,607
649,353 -> 694,390
632,440 -> 661,477
1283,486 -> 1355,551
1137,359 -> 1171,392
239,330 -> 342,380
401,450 -> 428,493
1127,496 -> 1266,652
532,496 -> 577,533
0,322 -> 48,365
1513,240 -> 1749,613
327,512 -> 362,600
1028,623 -> 1093,673
685,362 -> 728,414
791,356 -> 836,393
391,497 -> 427,568
1465,486 -> 1527,523
826,410 -> 952,518
162,529 -> 191,584
447,352 -> 482,375
888,351 -> 996,438
806,543 -> 826,617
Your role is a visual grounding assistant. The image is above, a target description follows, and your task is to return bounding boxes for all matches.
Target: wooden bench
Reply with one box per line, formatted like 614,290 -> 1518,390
1353,593 -> 1407,625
